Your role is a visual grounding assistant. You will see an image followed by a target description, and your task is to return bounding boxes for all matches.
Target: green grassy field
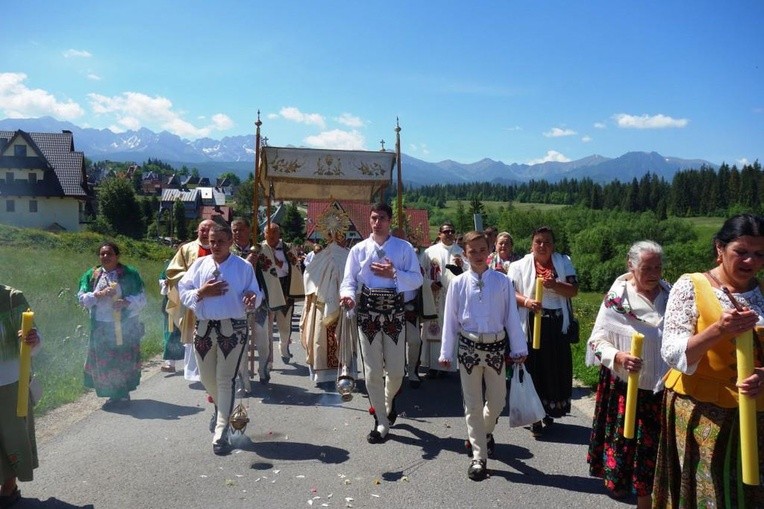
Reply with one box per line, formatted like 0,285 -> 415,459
1,244 -> 167,414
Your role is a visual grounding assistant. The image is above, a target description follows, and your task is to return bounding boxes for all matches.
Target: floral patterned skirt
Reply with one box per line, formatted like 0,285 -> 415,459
84,319 -> 142,398
652,390 -> 764,508
587,366 -> 662,497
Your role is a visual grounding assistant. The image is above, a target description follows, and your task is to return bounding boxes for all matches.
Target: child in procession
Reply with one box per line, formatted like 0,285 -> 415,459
439,231 -> 528,481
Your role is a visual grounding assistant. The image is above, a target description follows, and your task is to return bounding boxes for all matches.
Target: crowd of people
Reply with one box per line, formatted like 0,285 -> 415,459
2,209 -> 764,507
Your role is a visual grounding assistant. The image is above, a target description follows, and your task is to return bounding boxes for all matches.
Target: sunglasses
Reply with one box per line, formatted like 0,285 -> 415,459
440,230 -> 455,234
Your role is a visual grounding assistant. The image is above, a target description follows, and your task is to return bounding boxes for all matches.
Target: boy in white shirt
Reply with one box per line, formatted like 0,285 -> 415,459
439,231 -> 527,481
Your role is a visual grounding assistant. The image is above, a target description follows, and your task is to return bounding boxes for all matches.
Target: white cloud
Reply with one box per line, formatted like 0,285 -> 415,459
275,106 -> 326,128
87,91 -> 232,138
528,150 -> 571,165
581,135 -> 592,143
63,49 -> 92,58
737,158 -> 751,167
408,143 -> 430,156
593,122 -> 606,129
543,127 -> 577,138
336,113 -> 364,128
504,125 -> 522,132
304,129 -> 365,150
613,113 -> 689,129
0,72 -> 84,119
87,73 -> 102,81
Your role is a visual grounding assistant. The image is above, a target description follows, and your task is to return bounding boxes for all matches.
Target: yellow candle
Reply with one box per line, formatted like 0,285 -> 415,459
737,329 -> 759,485
532,277 -> 543,350
17,309 -> 34,417
111,282 -> 123,346
623,332 -> 644,439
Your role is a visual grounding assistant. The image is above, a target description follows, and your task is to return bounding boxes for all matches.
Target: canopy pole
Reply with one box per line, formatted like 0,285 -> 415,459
395,118 -> 403,230
252,111 -> 262,243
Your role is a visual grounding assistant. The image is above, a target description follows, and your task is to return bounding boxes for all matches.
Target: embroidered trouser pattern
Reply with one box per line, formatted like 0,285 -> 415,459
458,336 -> 507,461
193,318 -> 247,444
357,308 -> 406,430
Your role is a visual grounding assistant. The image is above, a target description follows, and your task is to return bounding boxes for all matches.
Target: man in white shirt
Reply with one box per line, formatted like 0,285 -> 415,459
340,203 -> 423,443
178,223 -> 262,455
421,222 -> 465,376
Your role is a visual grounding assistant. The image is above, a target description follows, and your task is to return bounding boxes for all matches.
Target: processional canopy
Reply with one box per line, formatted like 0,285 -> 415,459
260,146 -> 396,202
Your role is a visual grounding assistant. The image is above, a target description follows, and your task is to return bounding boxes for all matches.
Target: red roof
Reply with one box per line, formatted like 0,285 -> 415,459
305,201 -> 430,247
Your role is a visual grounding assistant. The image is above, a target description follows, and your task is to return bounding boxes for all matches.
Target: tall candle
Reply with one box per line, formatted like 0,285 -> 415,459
623,332 -> 644,439
532,277 -> 543,350
17,309 -> 34,417
111,282 -> 123,346
737,329 -> 759,485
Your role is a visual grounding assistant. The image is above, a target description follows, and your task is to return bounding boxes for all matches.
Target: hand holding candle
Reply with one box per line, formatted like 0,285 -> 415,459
532,277 -> 543,350
623,332 -> 644,439
17,309 -> 34,417
110,282 -> 123,346
737,328 -> 759,485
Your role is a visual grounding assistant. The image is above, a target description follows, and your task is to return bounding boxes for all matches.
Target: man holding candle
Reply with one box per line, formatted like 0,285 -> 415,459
508,226 -> 578,437
584,241 -> 670,508
653,214 -> 764,507
0,285 -> 41,508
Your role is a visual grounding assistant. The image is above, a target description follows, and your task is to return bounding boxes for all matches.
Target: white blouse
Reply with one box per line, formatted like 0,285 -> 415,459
662,274 -> 764,374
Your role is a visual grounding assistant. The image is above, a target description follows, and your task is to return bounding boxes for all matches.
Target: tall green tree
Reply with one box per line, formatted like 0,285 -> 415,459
173,198 -> 188,241
281,202 -> 305,244
96,177 -> 144,239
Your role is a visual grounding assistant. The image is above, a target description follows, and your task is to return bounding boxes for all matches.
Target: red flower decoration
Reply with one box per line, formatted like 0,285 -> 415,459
368,406 -> 376,415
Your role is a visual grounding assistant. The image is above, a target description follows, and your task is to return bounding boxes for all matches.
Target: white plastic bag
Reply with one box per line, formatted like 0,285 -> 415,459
508,363 -> 546,428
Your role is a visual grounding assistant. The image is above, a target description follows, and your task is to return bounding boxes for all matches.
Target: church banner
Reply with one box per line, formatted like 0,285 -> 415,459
261,146 -> 395,201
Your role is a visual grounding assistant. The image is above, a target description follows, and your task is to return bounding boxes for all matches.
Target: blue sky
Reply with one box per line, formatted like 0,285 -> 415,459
1,1 -> 762,166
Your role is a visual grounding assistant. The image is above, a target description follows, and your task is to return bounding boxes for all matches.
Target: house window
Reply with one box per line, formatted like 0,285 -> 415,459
28,172 -> 38,184
14,145 -> 26,157
6,200 -> 15,212
29,200 -> 38,213
5,172 -> 14,183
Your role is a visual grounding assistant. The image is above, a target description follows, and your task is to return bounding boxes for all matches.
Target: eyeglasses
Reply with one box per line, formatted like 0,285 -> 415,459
441,230 -> 455,235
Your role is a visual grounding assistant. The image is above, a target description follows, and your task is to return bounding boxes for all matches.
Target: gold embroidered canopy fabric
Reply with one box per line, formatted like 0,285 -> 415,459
261,146 -> 396,201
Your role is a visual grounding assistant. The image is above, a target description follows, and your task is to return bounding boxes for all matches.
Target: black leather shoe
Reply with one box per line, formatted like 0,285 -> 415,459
366,430 -> 386,444
213,441 -> 232,456
467,459 -> 487,481
486,434 -> 495,457
531,421 -> 543,438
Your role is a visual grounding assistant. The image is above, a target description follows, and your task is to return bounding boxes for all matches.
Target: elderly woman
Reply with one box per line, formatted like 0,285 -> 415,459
78,242 -> 146,408
585,241 -> 670,508
653,214 -> 764,507
0,285 -> 41,508
508,226 -> 578,437
487,231 -> 518,273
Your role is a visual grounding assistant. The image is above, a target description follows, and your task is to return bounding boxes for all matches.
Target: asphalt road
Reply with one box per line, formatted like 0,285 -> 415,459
19,318 -> 635,509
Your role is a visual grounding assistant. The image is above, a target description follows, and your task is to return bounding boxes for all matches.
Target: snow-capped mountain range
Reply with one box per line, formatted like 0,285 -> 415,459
0,116 -> 717,185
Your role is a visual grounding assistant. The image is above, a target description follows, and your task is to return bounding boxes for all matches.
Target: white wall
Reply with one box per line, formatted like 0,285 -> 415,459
0,196 -> 83,231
